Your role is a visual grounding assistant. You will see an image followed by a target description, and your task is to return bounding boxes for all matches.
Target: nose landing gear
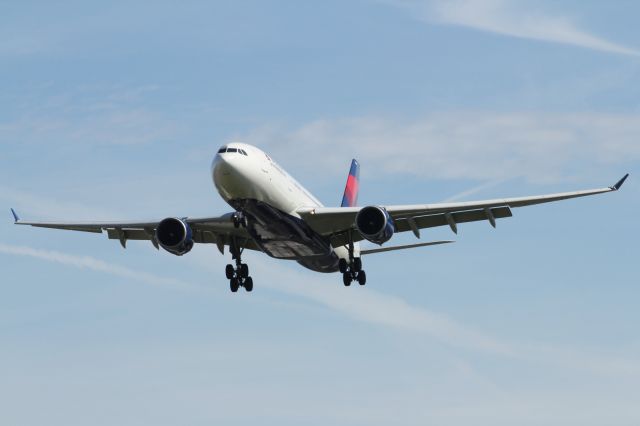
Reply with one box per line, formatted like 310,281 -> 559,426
232,211 -> 248,229
226,240 -> 253,292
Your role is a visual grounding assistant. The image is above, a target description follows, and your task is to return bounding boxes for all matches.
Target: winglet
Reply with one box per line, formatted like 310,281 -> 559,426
10,208 -> 20,223
611,173 -> 629,191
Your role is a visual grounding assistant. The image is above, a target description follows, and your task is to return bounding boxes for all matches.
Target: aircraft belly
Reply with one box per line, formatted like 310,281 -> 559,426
259,240 -> 323,259
228,198 -> 340,272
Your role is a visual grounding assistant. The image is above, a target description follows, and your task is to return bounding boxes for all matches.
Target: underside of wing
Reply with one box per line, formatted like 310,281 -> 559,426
297,174 -> 628,246
11,211 -> 260,252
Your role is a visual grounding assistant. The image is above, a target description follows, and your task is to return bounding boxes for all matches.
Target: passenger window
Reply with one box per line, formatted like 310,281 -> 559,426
217,148 -> 226,153
227,148 -> 238,153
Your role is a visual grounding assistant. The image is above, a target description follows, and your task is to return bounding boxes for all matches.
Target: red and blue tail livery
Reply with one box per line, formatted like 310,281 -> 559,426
341,159 -> 360,207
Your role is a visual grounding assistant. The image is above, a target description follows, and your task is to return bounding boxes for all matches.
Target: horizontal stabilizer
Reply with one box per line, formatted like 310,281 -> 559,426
360,240 -> 453,255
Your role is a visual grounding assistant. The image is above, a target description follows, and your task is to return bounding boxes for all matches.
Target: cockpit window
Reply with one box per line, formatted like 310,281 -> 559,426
218,147 -> 248,155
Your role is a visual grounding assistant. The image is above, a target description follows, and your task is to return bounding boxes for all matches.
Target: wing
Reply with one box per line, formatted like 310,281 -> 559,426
298,174 -> 629,247
10,210 -> 261,253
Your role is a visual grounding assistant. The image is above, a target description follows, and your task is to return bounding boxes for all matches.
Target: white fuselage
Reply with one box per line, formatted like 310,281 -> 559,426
210,143 -> 354,269
212,143 -> 322,215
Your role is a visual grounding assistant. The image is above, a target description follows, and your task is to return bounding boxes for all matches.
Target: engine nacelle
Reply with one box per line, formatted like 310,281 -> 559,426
156,217 -> 194,256
355,206 -> 395,245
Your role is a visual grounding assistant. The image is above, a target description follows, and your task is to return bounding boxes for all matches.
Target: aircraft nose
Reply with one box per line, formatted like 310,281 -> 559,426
212,150 -> 255,201
212,151 -> 245,188
212,153 -> 232,176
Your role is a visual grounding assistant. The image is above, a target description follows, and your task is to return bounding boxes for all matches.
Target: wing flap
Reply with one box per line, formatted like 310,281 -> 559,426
394,206 -> 512,234
15,219 -> 159,232
28,223 -> 104,233
105,228 -> 151,241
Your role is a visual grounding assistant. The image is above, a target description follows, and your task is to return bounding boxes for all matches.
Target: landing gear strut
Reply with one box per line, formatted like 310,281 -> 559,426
340,235 -> 366,286
232,211 -> 248,229
227,240 -> 253,292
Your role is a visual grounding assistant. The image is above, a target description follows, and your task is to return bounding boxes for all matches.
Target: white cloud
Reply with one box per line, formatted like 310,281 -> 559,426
199,250 -> 640,377
0,108 -> 177,146
0,185 -> 121,221
256,263 -> 640,376
243,112 -> 639,184
0,85 -> 177,147
0,243 -> 195,291
256,263 -> 514,355
3,241 -> 639,377
441,178 -> 509,202
386,0 -> 639,56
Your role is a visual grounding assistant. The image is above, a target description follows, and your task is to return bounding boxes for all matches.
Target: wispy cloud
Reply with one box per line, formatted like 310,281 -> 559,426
255,263 -> 640,376
206,252 -> 640,377
3,242 -> 639,377
386,0 -> 639,56
257,265 -> 514,355
0,243 -> 195,291
441,178 -> 508,202
0,108 -> 177,147
0,85 -> 178,147
0,185 -> 121,221
242,112 -> 640,184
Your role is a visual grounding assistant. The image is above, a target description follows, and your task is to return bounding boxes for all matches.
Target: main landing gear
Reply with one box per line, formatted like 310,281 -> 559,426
227,241 -> 253,292
339,257 -> 366,286
339,237 -> 366,286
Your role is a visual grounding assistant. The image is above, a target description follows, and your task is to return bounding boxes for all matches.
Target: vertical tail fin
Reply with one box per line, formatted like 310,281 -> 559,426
341,159 -> 360,207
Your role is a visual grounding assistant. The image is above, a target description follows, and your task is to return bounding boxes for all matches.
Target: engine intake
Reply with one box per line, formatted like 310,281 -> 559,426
355,206 -> 395,245
156,217 -> 194,256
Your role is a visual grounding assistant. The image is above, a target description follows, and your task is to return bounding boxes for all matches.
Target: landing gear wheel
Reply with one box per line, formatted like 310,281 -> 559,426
244,277 -> 254,292
239,263 -> 249,278
343,272 -> 352,287
225,264 -> 234,279
357,270 -> 366,286
228,240 -> 254,293
353,257 -> 362,272
340,234 -> 366,287
230,278 -> 239,292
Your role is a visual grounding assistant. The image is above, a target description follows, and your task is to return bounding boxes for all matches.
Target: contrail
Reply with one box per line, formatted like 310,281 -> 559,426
0,242 -> 195,290
441,179 -> 508,202
4,241 -> 639,377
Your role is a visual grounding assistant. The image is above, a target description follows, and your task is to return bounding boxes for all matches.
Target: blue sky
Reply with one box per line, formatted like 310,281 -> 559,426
1,1 -> 639,424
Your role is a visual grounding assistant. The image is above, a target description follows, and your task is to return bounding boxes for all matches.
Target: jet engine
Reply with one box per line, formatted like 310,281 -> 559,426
355,206 -> 395,245
156,217 -> 194,256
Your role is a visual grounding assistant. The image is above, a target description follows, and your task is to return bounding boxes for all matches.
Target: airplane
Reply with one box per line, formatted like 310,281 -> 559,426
11,142 -> 629,292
